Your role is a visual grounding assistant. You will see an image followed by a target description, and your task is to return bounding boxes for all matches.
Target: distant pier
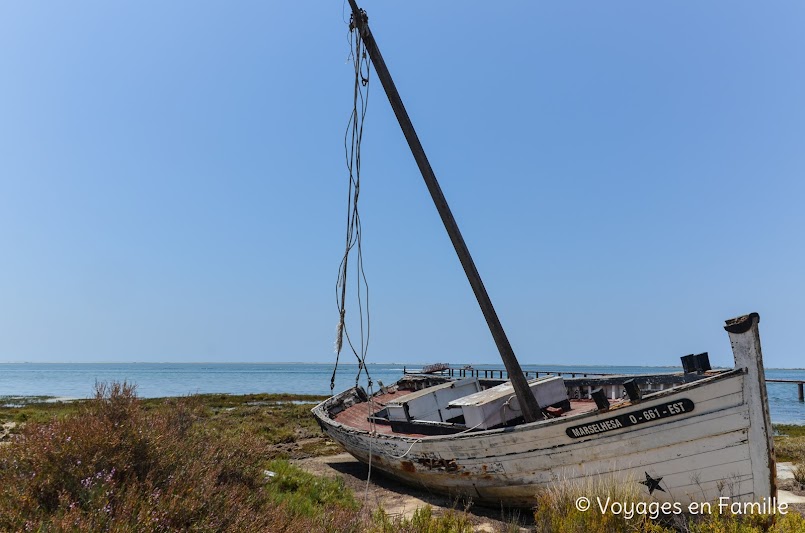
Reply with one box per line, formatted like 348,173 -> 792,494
404,366 -> 615,380
404,366 -> 805,402
767,379 -> 805,402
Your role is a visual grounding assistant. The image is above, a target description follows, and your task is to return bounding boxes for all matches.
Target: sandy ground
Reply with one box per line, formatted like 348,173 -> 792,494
776,462 -> 805,515
297,452 -> 530,532
297,452 -> 805,531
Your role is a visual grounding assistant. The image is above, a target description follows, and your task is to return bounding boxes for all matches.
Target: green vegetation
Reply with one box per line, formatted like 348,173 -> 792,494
371,506 -> 475,533
0,385 -> 480,532
0,387 -> 803,532
532,474 -> 805,533
774,425 -> 805,438
0,390 -> 335,458
265,459 -> 358,518
0,396 -> 82,425
533,473 -> 662,532
195,393 -> 334,459
773,424 -> 805,463
0,384 -> 353,532
793,463 -> 805,485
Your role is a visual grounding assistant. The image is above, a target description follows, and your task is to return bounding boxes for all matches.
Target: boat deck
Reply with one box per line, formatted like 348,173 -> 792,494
333,387 -> 608,436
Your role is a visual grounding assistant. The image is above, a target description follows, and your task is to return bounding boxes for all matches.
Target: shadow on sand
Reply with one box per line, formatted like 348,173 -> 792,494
311,453 -> 535,529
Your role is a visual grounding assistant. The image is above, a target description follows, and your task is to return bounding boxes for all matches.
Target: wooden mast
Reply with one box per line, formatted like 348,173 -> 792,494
345,2 -> 543,423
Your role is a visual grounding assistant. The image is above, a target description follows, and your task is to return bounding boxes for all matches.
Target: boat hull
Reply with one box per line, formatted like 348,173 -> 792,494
315,370 -> 769,506
313,314 -> 775,507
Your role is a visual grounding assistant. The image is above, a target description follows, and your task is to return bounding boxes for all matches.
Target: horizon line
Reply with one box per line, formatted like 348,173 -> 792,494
0,361 -> 802,371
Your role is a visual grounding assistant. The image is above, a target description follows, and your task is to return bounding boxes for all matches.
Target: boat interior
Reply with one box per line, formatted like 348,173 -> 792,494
324,352 -> 726,438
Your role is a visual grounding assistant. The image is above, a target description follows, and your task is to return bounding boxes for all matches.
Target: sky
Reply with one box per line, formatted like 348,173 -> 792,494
0,1 -> 803,367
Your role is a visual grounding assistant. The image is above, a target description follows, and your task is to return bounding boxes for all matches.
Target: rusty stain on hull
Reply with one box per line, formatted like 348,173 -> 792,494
311,314 -> 775,507
417,457 -> 459,471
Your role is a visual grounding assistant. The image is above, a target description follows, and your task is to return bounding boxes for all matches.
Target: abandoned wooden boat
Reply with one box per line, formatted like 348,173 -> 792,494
313,313 -> 775,506
315,1 -> 776,507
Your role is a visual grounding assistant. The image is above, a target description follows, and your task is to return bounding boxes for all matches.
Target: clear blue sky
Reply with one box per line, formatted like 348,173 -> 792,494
1,1 -> 802,367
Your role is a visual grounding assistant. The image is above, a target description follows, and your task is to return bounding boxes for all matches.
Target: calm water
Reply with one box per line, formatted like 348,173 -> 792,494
1,363 -> 803,424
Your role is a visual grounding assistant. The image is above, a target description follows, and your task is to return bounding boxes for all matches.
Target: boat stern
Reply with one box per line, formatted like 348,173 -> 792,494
724,312 -> 777,501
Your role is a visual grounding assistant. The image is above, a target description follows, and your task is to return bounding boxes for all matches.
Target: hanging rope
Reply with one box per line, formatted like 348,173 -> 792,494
331,8 -> 377,507
332,8 -> 373,394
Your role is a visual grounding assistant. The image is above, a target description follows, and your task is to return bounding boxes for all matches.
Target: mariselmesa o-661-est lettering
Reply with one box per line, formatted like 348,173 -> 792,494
566,399 -> 695,439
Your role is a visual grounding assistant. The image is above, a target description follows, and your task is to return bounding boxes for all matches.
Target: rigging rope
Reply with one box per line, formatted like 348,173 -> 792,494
331,8 -> 376,505
332,8 -> 372,394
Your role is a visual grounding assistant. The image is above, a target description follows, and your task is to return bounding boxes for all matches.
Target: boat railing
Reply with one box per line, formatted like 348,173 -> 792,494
404,366 -> 617,380
402,367 -> 805,403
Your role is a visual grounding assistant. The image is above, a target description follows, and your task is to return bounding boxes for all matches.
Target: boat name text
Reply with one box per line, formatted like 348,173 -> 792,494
566,399 -> 695,439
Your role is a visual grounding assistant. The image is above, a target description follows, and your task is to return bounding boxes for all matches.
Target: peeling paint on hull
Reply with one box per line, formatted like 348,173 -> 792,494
313,315 -> 775,508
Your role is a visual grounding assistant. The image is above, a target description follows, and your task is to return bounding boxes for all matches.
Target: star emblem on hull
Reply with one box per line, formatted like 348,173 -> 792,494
640,472 -> 665,495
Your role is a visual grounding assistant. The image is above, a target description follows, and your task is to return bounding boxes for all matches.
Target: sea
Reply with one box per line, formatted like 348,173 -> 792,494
1,363 -> 803,425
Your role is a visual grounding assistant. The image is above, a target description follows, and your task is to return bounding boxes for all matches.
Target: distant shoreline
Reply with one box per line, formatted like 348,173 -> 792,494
2,363 -> 802,424
1,361 -> 803,371
2,392 -> 803,427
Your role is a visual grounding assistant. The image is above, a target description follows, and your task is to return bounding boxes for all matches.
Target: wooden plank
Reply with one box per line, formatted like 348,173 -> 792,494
724,313 -> 776,500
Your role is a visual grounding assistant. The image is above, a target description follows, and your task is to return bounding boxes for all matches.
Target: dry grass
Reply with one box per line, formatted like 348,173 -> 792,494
773,425 -> 805,463
369,505 -> 475,533
0,385 -> 492,532
532,471 -> 805,533
793,463 -> 805,485
533,472 -> 668,532
0,383 -> 359,532
2,388 -> 803,532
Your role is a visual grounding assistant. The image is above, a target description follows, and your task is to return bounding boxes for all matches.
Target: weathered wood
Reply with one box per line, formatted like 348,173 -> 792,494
344,0 -> 542,424
724,312 -> 776,500
316,313 -> 776,506
623,378 -> 642,402
314,368 -> 772,506
591,388 -> 610,410
329,4 -> 776,509
695,352 -> 712,372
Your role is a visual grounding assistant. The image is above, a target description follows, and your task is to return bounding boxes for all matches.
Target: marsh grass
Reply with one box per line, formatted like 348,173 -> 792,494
200,394 -> 335,458
533,472 -> 666,532
532,472 -> 805,533
0,396 -> 82,425
773,424 -> 805,463
793,463 -> 805,485
0,386 -> 511,531
681,512 -> 805,532
265,459 -> 359,518
1,389 -> 803,532
369,505 -> 475,533
0,383 -> 358,532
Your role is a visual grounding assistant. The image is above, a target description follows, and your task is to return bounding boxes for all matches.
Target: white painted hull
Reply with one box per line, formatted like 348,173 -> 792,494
312,315 -> 776,507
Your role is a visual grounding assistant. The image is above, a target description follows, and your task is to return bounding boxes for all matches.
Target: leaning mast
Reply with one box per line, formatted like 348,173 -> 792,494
345,1 -> 543,423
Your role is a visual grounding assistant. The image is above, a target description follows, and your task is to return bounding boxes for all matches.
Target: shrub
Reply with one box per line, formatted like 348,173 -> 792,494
683,511 -> 805,532
793,462 -> 805,485
0,382 -> 360,532
773,425 -> 805,463
369,505 -> 475,533
533,473 -> 671,533
532,471 -> 805,533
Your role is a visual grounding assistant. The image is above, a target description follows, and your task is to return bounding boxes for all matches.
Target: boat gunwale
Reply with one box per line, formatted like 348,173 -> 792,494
311,366 -> 747,443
